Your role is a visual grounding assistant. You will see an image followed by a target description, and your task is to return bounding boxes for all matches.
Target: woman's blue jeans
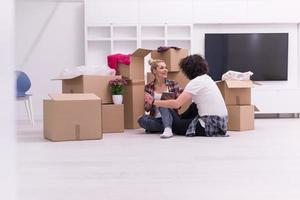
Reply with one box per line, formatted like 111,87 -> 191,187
138,107 -> 176,133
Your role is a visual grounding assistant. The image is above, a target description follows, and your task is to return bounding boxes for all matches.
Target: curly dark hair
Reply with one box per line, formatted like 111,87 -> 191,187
179,54 -> 209,80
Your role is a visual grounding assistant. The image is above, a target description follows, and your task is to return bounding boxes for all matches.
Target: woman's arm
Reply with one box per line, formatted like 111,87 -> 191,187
144,92 -> 153,112
145,91 -> 192,109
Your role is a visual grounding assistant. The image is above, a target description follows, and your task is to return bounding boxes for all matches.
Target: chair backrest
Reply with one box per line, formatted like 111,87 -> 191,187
15,71 -> 31,97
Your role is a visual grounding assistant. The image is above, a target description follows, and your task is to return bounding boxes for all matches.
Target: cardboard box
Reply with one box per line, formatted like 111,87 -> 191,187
118,48 -> 152,80
53,75 -> 121,104
123,80 -> 145,129
151,48 -> 188,72
227,105 -> 255,131
146,71 -> 189,87
216,80 -> 254,105
43,93 -> 102,141
102,104 -> 124,133
146,71 -> 191,114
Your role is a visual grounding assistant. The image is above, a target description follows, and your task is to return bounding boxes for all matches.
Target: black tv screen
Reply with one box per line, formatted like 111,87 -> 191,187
204,33 -> 288,81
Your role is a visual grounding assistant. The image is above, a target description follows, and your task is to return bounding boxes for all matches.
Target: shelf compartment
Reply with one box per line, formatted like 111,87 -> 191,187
167,40 -> 191,51
141,40 -> 165,50
167,26 -> 191,38
113,40 -> 137,54
87,26 -> 111,40
86,41 -> 111,66
141,26 -> 165,38
113,26 -> 137,38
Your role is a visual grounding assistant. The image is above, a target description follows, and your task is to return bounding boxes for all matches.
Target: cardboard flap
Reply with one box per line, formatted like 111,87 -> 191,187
132,48 -> 151,57
49,93 -> 100,101
52,74 -> 82,80
225,80 -> 253,88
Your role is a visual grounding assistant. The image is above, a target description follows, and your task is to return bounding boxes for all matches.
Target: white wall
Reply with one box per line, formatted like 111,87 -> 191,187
16,0 -> 84,120
86,0 -> 300,24
0,0 -> 16,199
16,0 -> 300,119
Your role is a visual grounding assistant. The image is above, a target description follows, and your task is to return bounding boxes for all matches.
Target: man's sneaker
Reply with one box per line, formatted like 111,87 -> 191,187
160,127 -> 173,139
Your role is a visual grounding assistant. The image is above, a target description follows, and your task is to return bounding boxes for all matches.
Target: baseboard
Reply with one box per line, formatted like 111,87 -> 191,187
255,113 -> 300,119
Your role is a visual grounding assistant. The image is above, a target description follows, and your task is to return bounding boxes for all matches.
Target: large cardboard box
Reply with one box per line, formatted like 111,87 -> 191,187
147,71 -> 191,114
146,71 -> 189,87
53,75 -> 121,104
216,80 -> 253,105
123,80 -> 145,129
43,93 -> 102,141
102,104 -> 124,133
227,105 -> 255,131
151,48 -> 188,72
118,48 -> 151,80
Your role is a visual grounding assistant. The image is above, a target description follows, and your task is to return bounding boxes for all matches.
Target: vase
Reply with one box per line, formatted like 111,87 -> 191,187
112,94 -> 123,104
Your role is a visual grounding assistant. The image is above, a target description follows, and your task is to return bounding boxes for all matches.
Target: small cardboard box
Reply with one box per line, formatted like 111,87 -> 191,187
102,104 -> 124,133
123,80 -> 145,129
147,71 -> 191,114
53,75 -> 121,104
118,48 -> 152,80
151,48 -> 188,72
227,105 -> 255,131
43,93 -> 102,141
216,80 -> 254,105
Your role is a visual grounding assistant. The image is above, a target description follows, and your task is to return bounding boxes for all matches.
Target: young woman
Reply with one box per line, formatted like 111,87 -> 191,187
145,54 -> 228,137
137,59 -> 182,139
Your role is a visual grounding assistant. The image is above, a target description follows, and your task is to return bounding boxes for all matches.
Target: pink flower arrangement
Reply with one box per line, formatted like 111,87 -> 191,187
108,78 -> 128,95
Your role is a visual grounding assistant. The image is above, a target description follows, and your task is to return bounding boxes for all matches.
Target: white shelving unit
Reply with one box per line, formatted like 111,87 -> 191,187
85,23 -> 193,66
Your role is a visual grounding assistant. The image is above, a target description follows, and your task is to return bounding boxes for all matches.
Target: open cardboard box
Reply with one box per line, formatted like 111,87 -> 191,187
118,48 -> 152,80
53,75 -> 121,104
43,93 -> 102,141
151,48 -> 188,72
216,80 -> 254,105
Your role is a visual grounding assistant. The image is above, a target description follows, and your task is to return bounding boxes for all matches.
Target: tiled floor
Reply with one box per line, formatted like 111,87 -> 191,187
16,119 -> 300,200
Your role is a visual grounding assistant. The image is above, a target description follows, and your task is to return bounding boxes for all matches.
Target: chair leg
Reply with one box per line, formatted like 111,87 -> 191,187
28,96 -> 34,127
24,99 -> 31,122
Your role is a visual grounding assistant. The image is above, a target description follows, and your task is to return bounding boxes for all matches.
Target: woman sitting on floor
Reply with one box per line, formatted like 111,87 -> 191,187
138,59 -> 182,139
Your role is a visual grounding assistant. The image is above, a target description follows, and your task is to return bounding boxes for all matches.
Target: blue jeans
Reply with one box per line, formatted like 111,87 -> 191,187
138,107 -> 175,133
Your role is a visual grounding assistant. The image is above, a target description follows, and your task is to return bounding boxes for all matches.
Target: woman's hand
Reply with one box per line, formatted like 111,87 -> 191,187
144,92 -> 154,105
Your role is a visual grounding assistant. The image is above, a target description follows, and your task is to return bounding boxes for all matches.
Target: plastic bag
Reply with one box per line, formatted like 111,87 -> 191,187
221,70 -> 253,81
60,65 -> 116,77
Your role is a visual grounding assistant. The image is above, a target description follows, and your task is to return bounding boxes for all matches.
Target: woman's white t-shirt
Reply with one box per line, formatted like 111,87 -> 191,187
184,74 -> 228,117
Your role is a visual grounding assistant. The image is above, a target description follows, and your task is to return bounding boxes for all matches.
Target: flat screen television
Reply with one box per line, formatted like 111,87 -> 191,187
204,33 -> 288,81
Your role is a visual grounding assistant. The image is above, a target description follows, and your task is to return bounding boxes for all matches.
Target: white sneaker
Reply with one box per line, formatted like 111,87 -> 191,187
160,127 -> 173,139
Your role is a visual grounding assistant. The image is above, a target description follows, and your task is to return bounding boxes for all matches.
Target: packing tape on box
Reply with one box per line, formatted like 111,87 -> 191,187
75,124 -> 80,140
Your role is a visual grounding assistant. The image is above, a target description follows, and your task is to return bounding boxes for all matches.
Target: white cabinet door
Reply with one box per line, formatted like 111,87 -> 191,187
85,0 -> 139,24
193,0 -> 247,23
139,0 -> 193,23
246,0 -> 300,23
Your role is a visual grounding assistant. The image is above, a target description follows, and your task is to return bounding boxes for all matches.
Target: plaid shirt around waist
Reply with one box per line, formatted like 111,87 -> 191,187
186,115 -> 228,137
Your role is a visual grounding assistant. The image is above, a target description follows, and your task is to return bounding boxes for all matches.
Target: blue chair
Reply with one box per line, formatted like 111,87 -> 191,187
16,71 -> 34,126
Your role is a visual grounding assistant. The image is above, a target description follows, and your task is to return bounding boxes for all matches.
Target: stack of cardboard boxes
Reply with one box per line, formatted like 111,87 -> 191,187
118,48 -> 151,129
147,48 -> 190,114
216,80 -> 256,131
43,47 -> 190,141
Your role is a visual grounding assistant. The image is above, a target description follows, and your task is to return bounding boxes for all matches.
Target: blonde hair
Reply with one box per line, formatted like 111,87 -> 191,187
148,58 -> 165,74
